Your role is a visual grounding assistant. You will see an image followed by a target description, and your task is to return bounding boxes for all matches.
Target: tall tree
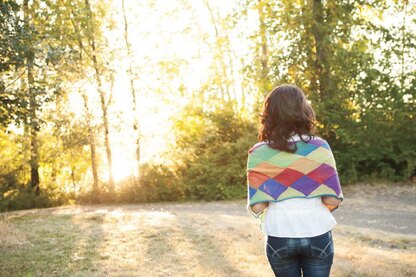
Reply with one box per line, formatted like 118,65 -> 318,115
121,0 -> 141,177
82,92 -> 99,193
257,0 -> 271,96
310,0 -> 331,102
84,0 -> 115,192
23,0 -> 40,194
58,0 -> 102,193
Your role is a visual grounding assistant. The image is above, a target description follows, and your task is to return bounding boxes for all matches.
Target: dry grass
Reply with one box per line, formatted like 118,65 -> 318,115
0,200 -> 415,277
0,215 -> 27,249
332,225 -> 416,277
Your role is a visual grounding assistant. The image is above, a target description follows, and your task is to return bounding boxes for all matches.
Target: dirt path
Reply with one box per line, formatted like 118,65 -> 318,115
1,183 -> 415,277
7,183 -> 415,236
335,183 -> 416,235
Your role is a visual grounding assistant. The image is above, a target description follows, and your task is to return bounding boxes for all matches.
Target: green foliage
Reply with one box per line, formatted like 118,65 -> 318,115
171,103 -> 257,201
0,128 -> 27,197
0,185 -> 68,212
139,164 -> 183,202
247,0 -> 416,184
179,136 -> 256,201
0,1 -> 29,126
0,124 -> 83,211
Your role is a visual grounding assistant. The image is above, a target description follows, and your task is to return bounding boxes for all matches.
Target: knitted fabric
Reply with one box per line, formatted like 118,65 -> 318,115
247,138 -> 343,212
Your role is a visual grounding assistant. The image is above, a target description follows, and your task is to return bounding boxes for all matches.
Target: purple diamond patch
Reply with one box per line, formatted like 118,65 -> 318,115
322,174 -> 341,195
259,179 -> 287,199
290,176 -> 320,196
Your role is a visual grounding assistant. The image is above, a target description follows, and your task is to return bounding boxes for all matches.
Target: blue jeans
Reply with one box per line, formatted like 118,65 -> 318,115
265,230 -> 334,277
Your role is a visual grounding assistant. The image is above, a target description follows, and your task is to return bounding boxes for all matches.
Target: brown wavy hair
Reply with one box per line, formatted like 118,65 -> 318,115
258,84 -> 317,153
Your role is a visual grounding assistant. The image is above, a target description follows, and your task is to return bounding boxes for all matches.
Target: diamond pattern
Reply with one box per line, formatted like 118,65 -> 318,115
247,138 -> 343,205
267,151 -> 303,167
294,142 -> 319,156
253,162 -> 285,178
307,164 -> 336,183
306,147 -> 332,163
249,186 -> 257,198
250,189 -> 275,202
323,174 -> 342,195
250,144 -> 280,160
322,155 -> 336,168
247,171 -> 270,188
273,168 -> 304,187
259,179 -> 287,199
287,157 -> 321,174
277,186 -> 305,200
309,139 -> 330,150
247,155 -> 264,169
290,176 -> 320,196
309,184 -> 336,197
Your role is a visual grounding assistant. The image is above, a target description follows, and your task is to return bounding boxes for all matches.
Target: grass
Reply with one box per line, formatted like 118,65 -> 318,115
1,200 -> 415,277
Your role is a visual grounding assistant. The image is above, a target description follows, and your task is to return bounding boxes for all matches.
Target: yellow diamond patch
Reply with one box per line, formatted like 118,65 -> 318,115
287,157 -> 321,174
308,184 -> 337,197
322,156 -> 336,168
306,147 -> 332,163
277,187 -> 305,200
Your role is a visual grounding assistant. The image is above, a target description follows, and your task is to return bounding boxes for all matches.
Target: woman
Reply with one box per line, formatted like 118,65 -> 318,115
246,84 -> 343,277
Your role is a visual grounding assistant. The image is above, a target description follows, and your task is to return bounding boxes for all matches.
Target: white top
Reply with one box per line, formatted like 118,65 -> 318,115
261,134 -> 337,238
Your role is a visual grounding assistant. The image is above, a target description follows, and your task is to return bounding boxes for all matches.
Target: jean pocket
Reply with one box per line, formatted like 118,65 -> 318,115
308,231 -> 334,259
266,236 -> 289,260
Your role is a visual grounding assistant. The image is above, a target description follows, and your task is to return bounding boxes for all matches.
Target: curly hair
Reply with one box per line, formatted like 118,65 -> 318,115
258,84 -> 317,153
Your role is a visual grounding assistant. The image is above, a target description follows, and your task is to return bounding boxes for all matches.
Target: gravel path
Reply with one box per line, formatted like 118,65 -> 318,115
5,183 -> 415,236
333,183 -> 416,235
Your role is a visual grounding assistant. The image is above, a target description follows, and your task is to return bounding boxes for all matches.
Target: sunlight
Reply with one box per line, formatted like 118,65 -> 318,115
111,156 -> 137,182
58,0 -> 246,181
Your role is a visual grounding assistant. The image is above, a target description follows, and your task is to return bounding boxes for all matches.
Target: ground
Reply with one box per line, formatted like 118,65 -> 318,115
1,183 -> 415,277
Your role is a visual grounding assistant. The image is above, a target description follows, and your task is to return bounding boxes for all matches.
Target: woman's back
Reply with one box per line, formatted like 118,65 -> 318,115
246,84 -> 344,277
260,134 -> 337,238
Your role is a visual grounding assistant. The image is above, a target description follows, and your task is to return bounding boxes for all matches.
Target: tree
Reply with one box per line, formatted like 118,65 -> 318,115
121,0 -> 142,178
84,0 -> 115,193
22,0 -> 41,194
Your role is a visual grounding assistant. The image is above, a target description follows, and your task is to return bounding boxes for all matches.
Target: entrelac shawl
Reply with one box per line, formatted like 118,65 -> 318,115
247,137 -> 343,215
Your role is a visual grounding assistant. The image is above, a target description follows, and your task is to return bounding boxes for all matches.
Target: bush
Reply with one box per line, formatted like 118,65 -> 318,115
117,163 -> 183,203
0,185 -> 68,212
171,103 -> 258,201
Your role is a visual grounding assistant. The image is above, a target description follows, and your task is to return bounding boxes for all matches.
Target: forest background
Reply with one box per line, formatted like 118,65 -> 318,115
0,0 -> 415,211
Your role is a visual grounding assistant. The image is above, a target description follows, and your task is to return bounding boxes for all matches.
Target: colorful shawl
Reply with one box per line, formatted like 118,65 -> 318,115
246,137 -> 343,217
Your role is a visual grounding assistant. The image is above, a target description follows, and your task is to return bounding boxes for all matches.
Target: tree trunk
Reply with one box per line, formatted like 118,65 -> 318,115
308,0 -> 335,142
67,3 -> 100,194
122,0 -> 141,177
97,73 -> 114,192
23,0 -> 40,195
82,92 -> 99,193
85,0 -> 114,193
203,0 -> 231,104
258,0 -> 271,96
311,0 -> 331,102
224,33 -> 237,107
